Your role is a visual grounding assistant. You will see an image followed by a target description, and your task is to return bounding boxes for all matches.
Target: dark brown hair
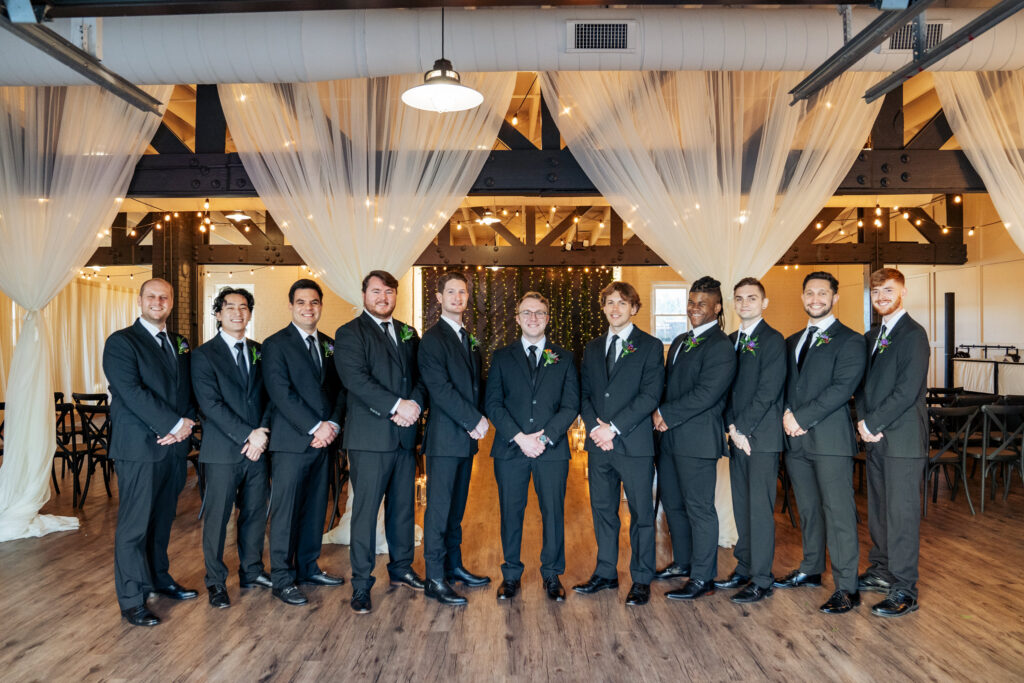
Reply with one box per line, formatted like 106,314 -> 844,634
362,270 -> 399,292
733,277 -> 766,298
436,271 -> 469,293
599,281 -> 641,311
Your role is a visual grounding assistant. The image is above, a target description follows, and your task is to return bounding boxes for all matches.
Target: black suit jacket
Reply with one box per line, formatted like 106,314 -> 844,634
726,320 -> 786,453
659,326 -> 736,459
854,313 -> 930,458
191,335 -> 271,464
262,324 -> 345,453
102,319 -> 197,462
334,312 -> 426,453
485,340 -> 580,461
581,327 -> 664,458
785,319 -> 866,456
418,319 -> 484,459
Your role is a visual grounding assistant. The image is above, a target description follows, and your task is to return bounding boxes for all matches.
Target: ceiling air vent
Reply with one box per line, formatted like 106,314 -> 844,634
566,20 -> 637,53
878,21 -> 949,53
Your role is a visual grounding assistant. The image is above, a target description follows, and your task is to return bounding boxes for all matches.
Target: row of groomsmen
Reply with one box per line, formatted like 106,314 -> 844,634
102,265 -> 927,627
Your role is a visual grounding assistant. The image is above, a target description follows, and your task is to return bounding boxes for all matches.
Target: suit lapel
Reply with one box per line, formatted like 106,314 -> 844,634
362,312 -> 402,369
511,342 -> 534,387
133,320 -> 176,387
441,320 -> 474,376
213,336 -> 246,391
800,319 -> 839,375
608,329 -> 638,383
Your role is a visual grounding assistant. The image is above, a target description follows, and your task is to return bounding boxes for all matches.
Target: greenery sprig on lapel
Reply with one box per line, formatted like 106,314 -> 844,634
814,332 -> 833,348
250,346 -> 261,364
542,349 -> 560,366
683,335 -> 705,353
400,324 -> 415,343
322,340 -> 334,358
176,336 -> 190,355
739,336 -> 759,356
469,332 -> 480,351
876,329 -> 893,355
620,340 -> 637,357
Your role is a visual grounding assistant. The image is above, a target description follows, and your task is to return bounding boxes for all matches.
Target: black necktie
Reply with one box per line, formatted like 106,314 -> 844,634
872,324 -> 887,357
528,344 -> 539,382
156,331 -> 176,370
306,334 -> 322,376
737,332 -> 748,353
797,326 -> 818,371
235,341 -> 248,383
673,330 -> 693,366
606,334 -> 619,378
381,321 -> 397,349
460,328 -> 476,381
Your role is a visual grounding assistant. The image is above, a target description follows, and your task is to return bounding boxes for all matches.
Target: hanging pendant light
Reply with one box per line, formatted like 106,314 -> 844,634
401,5 -> 483,113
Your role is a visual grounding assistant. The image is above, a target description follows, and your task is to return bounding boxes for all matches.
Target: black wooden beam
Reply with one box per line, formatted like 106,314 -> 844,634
193,243 -> 301,265
840,149 -> 984,194
539,95 -> 560,151
538,208 -> 589,247
414,242 -> 665,267
194,84 -> 227,155
128,153 -> 256,197
497,120 -> 536,151
905,111 -> 954,150
149,123 -> 191,154
871,87 -> 904,150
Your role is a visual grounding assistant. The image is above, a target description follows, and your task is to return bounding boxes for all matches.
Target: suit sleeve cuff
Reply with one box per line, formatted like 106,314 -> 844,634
308,421 -> 321,435
390,398 -> 402,416
170,418 -> 184,435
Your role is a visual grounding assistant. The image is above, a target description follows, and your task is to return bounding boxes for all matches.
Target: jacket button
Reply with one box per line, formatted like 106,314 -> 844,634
532,400 -> 537,405
604,392 -> 610,398
529,418 -> 534,423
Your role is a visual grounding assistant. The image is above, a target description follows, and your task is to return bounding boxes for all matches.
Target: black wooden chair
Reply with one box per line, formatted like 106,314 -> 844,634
927,387 -> 963,407
327,446 -> 350,532
953,393 -> 999,408
71,392 -> 108,407
76,403 -> 113,507
188,420 -> 205,505
52,402 -> 84,506
925,405 -> 979,516
975,404 -> 1024,513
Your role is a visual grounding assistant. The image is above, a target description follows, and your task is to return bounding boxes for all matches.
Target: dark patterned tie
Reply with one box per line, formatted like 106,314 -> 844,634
605,334 -> 619,379
737,332 -> 748,354
381,321 -> 398,349
528,344 -> 539,382
156,331 -> 176,371
306,334 -> 322,378
797,326 -> 818,371
872,324 -> 887,357
235,341 -> 248,384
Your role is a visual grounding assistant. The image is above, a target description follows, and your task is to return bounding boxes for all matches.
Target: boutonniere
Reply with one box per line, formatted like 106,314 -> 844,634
814,332 -> 833,347
469,333 -> 480,351
322,340 -> 334,358
176,336 -> 190,355
876,329 -> 892,355
250,346 -> 261,364
683,335 -> 705,353
399,324 -> 415,343
542,349 -> 560,366
620,340 -> 637,357
740,336 -> 759,355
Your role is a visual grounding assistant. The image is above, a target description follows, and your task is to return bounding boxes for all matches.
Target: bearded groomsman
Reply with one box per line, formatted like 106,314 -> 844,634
485,292 -> 580,602
720,277 -> 786,603
854,268 -> 929,617
262,279 -> 346,607
419,271 -> 491,606
191,287 -> 272,609
334,270 -> 427,615
574,282 -> 664,606
654,276 -> 736,602
775,271 -> 866,614
103,278 -> 198,627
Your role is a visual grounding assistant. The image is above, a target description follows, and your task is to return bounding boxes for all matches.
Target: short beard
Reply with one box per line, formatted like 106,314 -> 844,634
804,302 -> 834,320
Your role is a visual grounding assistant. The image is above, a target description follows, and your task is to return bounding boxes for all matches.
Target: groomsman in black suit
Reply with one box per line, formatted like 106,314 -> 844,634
485,292 -> 580,602
102,278 -> 198,627
855,268 -> 930,617
775,271 -> 866,614
262,279 -> 346,606
334,270 -> 427,615
654,276 -> 736,602
574,282 -> 664,606
418,271 -> 490,606
720,277 -> 786,603
191,287 -> 272,609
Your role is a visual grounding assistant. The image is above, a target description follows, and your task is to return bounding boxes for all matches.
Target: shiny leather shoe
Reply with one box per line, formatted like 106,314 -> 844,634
625,583 -> 650,606
666,578 -> 715,601
653,563 -> 690,581
151,581 -> 198,601
350,589 -> 372,614
239,572 -> 273,589
819,590 -> 860,614
496,579 -> 520,600
772,570 -> 822,589
858,572 -> 891,595
272,584 -> 309,606
871,591 -> 918,618
298,570 -> 345,587
730,583 -> 774,604
446,566 -> 491,587
572,574 -> 619,595
208,584 -> 230,609
713,572 -> 751,590
121,605 -> 160,627
425,579 -> 468,606
544,576 -> 566,602
389,570 -> 426,591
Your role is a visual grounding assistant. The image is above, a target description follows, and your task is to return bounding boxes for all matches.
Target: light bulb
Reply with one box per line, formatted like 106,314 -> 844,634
155,222 -> 161,230
204,199 -> 210,210
511,115 -> 518,125
903,212 -> 909,219
815,222 -> 823,229
942,227 -> 949,234
164,214 -> 170,221
857,220 -> 863,228
953,195 -> 962,204
968,228 -> 975,236
875,205 -> 882,216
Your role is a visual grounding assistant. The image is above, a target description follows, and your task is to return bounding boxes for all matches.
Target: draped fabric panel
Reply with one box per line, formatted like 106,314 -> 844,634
0,85 -> 171,540
219,74 -> 516,305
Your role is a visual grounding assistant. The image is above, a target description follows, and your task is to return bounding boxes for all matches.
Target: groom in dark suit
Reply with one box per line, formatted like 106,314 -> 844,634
103,278 -> 198,627
485,292 -> 580,602
855,268 -> 930,618
334,270 -> 427,615
191,287 -> 272,609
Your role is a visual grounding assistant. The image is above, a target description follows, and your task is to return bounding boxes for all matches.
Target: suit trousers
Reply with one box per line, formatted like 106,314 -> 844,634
268,448 -> 328,590
423,455 -> 474,580
729,447 -> 779,589
201,457 -> 269,587
113,454 -> 187,610
348,448 -> 416,591
494,456 -> 569,581
865,441 -> 926,598
657,451 -> 718,582
587,450 -> 655,584
785,444 -> 859,593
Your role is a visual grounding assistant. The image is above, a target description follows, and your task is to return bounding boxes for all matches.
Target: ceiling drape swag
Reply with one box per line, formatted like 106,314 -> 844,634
539,71 -> 882,321
0,85 -> 171,541
219,74 -> 515,305
933,72 -> 1024,254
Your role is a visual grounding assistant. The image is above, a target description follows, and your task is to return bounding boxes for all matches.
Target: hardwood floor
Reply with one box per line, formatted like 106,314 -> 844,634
1,443 -> 1022,682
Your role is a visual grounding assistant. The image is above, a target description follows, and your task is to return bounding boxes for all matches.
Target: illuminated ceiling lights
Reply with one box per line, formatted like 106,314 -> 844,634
401,6 -> 483,113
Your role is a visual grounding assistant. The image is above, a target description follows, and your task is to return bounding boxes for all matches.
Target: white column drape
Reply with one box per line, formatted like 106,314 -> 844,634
0,85 -> 171,541
933,71 -> 1024,254
219,74 -> 516,305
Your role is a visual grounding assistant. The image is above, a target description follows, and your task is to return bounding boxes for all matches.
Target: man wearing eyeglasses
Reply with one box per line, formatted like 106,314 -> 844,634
485,292 -> 580,602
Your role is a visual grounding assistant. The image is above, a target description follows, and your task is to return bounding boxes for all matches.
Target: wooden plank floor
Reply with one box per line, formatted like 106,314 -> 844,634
1,442 -> 1023,682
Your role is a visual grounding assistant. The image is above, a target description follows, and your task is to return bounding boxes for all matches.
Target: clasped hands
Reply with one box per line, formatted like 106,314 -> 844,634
390,399 -> 422,428
514,430 -> 546,458
728,424 -> 751,456
857,419 -> 883,443
242,427 -> 270,461
590,418 -> 616,451
157,418 -> 195,446
467,416 -> 489,440
782,410 -> 807,437
311,421 -> 339,449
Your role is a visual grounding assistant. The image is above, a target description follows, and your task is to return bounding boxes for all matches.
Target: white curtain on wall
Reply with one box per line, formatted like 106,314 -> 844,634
219,74 -> 516,305
933,71 -> 1024,254
0,85 -> 171,541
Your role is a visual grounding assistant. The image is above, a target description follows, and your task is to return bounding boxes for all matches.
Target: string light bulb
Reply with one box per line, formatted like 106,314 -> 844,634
857,220 -> 864,228
942,226 -> 949,234
511,115 -> 518,125
173,212 -> 179,218
903,212 -> 910,219
874,205 -> 882,216
915,219 -> 922,226
874,218 -> 882,228
155,222 -> 161,230
816,222 -> 823,229
968,227 -> 975,236
204,199 -> 210,210
164,214 -> 171,221
953,195 -> 962,204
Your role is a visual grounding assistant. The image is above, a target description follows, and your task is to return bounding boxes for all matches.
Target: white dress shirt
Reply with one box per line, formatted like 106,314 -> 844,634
735,317 -> 763,349
794,314 -> 836,363
521,335 -> 547,364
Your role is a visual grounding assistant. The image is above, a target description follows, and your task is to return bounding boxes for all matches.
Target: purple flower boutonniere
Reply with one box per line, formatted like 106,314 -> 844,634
542,349 -> 560,366
620,341 -> 637,358
683,335 -> 705,353
250,347 -> 261,364
176,336 -> 190,355
876,330 -> 892,355
400,324 -> 415,343
322,340 -> 334,358
741,336 -> 759,356
814,332 -> 833,348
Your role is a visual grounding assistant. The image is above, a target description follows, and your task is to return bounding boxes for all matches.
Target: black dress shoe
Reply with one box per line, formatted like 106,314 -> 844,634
772,570 -> 822,589
389,570 -> 426,591
240,572 -> 273,589
208,585 -> 230,609
350,589 -> 372,614
653,563 -> 690,581
819,589 -> 860,614
544,576 -> 566,602
496,579 -> 520,600
152,582 -> 199,601
121,605 -> 160,627
871,590 -> 918,618
625,583 -> 650,606
446,566 -> 491,587
713,572 -> 751,590
572,574 -> 619,594
272,584 -> 309,606
298,571 -> 345,587
858,572 -> 891,595
425,579 -> 468,606
730,583 -> 774,604
666,578 -> 716,601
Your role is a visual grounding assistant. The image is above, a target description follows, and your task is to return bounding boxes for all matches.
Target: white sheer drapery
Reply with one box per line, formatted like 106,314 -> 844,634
933,72 -> 1024,254
219,74 -> 515,305
0,85 -> 170,541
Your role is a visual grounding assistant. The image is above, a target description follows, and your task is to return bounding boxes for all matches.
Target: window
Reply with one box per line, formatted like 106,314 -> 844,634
652,283 -> 688,344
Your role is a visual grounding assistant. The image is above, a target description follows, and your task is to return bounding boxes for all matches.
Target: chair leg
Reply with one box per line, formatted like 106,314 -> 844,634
81,461 -> 94,507
51,462 -> 60,495
961,460 -> 975,515
102,460 -> 113,498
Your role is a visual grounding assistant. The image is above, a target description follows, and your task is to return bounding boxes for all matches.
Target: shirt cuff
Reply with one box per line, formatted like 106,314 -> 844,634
609,422 -> 621,435
170,418 -> 185,435
328,421 -> 340,431
389,398 -> 402,416
308,421 -> 321,435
